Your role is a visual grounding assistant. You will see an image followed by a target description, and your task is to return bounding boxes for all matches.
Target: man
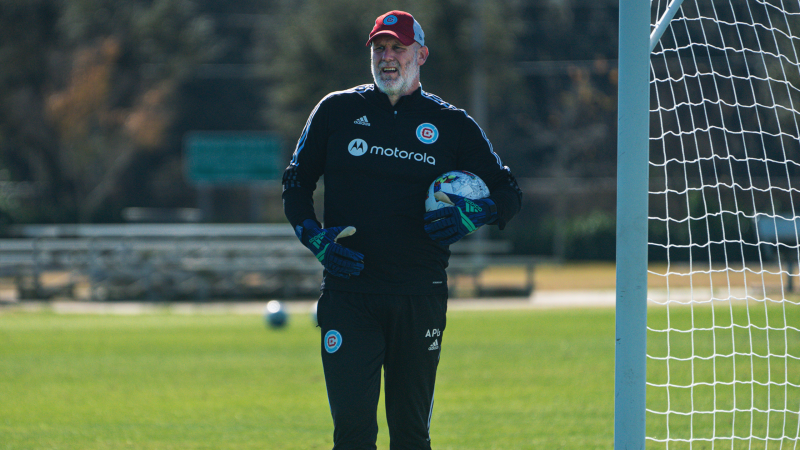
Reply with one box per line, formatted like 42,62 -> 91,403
282,10 -> 522,449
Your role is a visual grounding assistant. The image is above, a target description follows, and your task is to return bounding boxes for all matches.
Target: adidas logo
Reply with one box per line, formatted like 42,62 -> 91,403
464,199 -> 482,213
354,116 -> 370,126
428,339 -> 439,351
309,231 -> 326,249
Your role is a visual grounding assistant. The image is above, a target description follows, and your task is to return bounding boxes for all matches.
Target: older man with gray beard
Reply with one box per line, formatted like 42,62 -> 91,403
282,10 -> 522,450
370,32 -> 425,102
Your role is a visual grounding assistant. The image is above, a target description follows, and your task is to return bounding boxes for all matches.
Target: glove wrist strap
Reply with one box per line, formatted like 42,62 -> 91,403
296,218 -> 321,240
483,198 -> 498,224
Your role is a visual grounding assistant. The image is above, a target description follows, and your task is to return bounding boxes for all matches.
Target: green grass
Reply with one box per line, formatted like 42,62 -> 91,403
645,301 -> 800,449
4,304 -> 795,449
0,307 -> 616,449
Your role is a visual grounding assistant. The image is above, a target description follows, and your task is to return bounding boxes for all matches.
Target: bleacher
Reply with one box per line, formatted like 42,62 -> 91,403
755,214 -> 800,291
0,224 -> 536,301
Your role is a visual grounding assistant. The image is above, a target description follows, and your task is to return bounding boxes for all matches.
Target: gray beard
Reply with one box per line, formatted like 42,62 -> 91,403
371,50 -> 419,97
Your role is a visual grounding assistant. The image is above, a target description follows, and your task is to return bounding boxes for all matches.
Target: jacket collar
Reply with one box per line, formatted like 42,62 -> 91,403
370,84 -> 424,111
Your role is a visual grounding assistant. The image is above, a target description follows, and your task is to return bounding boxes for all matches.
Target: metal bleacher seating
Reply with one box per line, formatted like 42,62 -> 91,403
0,224 -> 320,301
755,214 -> 800,291
0,224 -> 536,301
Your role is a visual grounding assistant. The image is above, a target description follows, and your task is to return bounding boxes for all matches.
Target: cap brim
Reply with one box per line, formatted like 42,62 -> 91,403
366,30 -> 416,47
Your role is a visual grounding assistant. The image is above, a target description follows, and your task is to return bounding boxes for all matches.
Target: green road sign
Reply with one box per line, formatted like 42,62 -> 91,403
184,132 -> 283,184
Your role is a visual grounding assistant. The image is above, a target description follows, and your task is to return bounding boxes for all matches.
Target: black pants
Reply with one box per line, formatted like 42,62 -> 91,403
316,289 -> 448,450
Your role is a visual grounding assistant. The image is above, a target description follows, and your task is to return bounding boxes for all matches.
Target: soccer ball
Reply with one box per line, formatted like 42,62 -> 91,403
264,300 -> 288,329
424,170 -> 490,212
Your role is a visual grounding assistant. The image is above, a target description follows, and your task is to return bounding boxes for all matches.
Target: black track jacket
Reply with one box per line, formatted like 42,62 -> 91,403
282,84 -> 522,295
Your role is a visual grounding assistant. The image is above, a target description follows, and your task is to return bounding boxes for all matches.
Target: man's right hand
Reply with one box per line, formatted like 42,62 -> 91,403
295,219 -> 364,278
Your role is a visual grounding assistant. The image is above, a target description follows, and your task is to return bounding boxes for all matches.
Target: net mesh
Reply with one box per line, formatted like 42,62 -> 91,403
647,0 -> 800,447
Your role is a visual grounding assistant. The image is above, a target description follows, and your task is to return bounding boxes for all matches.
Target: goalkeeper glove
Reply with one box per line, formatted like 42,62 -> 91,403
295,219 -> 364,278
423,192 -> 498,246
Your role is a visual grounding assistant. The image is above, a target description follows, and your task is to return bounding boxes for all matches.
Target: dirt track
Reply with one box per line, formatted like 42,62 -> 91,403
0,289 -> 617,315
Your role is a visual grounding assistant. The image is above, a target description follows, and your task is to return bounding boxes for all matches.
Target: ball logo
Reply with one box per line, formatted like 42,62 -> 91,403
383,15 -> 398,25
325,330 -> 342,353
416,123 -> 439,144
348,138 -> 368,156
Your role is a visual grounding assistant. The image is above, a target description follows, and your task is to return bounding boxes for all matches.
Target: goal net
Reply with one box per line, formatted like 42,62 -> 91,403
648,0 -> 800,448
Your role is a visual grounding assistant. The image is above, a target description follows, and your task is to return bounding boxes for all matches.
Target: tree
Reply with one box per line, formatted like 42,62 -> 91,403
0,0 -> 65,221
0,0 -> 218,222
258,0 -> 525,158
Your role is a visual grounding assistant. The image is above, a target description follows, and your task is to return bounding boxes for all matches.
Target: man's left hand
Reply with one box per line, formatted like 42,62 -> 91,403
423,193 -> 497,246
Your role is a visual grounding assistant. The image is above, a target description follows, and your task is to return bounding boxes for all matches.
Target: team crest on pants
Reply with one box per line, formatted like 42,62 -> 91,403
325,330 -> 342,353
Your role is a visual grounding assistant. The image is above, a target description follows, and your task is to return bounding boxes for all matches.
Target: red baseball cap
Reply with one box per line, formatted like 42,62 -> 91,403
366,11 -> 425,47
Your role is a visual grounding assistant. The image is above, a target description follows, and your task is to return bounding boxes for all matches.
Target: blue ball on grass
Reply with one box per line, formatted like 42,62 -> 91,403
264,300 -> 288,329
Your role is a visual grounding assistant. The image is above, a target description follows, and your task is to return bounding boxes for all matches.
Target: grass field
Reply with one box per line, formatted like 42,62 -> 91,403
484,261 -> 795,293
0,308 -> 617,450
3,261 -> 798,449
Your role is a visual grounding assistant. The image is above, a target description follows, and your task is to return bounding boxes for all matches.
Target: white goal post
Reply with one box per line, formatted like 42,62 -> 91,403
617,0 -> 800,449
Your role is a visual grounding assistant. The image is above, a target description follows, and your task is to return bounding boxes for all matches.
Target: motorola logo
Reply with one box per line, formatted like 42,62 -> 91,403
348,139 -> 368,156
347,138 -> 436,165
